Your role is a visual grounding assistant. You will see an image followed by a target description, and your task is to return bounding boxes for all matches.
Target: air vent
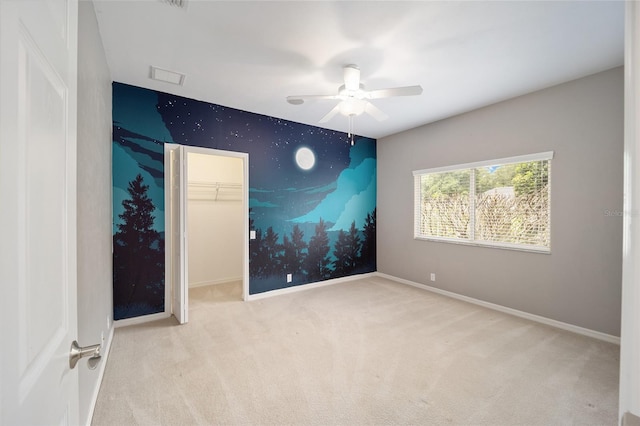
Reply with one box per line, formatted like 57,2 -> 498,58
150,66 -> 186,86
160,0 -> 187,8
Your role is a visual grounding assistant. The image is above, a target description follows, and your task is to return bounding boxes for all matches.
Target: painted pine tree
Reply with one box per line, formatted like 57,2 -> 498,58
282,225 -> 307,277
304,218 -> 331,281
333,221 -> 362,276
113,174 -> 164,319
359,208 -> 376,269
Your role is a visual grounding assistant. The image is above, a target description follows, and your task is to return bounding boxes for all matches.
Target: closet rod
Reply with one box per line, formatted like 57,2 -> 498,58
188,181 -> 242,202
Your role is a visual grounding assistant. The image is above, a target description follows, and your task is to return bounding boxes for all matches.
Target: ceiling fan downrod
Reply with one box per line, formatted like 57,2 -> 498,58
348,115 -> 355,146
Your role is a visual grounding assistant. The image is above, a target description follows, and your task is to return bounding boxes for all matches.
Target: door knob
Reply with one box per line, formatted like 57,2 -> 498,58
69,340 -> 101,370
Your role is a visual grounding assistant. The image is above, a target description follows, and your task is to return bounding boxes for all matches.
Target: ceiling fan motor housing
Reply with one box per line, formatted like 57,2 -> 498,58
338,84 -> 366,99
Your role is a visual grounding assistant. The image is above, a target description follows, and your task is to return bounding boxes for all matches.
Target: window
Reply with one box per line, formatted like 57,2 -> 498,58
413,151 -> 553,253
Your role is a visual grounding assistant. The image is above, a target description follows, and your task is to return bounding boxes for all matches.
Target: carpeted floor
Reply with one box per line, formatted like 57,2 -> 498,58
92,276 -> 619,425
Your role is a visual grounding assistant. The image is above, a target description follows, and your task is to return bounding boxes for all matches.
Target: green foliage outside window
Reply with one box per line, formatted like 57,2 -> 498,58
417,159 -> 551,250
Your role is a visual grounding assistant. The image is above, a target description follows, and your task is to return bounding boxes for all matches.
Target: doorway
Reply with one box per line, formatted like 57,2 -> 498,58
165,145 -> 249,324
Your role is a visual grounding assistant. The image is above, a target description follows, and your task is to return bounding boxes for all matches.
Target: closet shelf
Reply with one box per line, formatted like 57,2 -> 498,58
188,181 -> 242,201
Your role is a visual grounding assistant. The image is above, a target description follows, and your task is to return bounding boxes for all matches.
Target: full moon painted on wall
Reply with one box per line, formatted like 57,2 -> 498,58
112,82 -> 376,320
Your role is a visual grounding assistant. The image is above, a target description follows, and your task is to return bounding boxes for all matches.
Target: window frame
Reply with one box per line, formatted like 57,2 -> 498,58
413,151 -> 554,254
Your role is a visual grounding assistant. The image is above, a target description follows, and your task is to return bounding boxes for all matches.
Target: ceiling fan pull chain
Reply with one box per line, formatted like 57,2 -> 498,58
347,115 -> 354,145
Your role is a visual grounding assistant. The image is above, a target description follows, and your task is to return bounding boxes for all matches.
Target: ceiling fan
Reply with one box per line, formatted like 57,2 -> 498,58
286,64 -> 423,126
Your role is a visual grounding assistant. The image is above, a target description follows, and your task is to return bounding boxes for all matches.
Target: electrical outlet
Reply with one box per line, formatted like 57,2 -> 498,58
107,315 -> 111,330
250,230 -> 256,240
430,273 -> 436,282
286,273 -> 292,283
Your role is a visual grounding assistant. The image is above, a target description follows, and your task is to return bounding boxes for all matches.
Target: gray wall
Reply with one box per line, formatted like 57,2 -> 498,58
378,67 -> 623,336
77,2 -> 113,424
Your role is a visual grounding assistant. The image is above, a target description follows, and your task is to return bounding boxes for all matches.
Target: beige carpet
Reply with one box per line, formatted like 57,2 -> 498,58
92,276 -> 619,425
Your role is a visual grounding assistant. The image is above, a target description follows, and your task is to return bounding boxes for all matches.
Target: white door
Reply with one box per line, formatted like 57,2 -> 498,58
0,0 -> 79,424
166,144 -> 188,324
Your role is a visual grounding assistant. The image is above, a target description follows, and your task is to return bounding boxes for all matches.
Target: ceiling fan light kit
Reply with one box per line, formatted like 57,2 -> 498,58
339,98 -> 366,117
286,64 -> 422,143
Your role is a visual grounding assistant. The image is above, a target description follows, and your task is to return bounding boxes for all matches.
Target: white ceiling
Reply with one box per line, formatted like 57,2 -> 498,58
92,0 -> 624,139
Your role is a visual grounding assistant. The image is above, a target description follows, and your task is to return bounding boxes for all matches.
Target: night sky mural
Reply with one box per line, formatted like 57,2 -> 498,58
113,82 -> 376,320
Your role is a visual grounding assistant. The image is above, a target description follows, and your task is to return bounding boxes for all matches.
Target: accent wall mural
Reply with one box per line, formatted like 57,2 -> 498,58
113,82 -> 376,320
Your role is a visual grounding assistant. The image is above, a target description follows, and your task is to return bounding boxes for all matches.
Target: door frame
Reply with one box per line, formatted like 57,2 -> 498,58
166,145 -> 249,323
620,1 -> 640,422
165,144 -> 187,323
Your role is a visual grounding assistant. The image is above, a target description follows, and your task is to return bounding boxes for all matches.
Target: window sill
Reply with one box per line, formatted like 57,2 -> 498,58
414,235 -> 551,254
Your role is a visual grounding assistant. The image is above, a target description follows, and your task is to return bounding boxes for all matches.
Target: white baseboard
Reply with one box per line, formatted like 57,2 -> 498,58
113,311 -> 171,328
86,326 -> 114,426
246,272 -> 377,301
376,272 -> 620,345
189,277 -> 242,288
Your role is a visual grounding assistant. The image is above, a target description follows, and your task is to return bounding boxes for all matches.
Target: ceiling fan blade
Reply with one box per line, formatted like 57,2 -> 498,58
364,102 -> 389,121
286,94 -> 339,105
343,65 -> 360,91
319,104 -> 341,123
366,85 -> 423,99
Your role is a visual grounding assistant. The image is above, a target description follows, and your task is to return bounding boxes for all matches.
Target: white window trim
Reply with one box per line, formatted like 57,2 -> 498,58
413,151 -> 554,254
414,235 -> 551,254
412,151 -> 554,176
